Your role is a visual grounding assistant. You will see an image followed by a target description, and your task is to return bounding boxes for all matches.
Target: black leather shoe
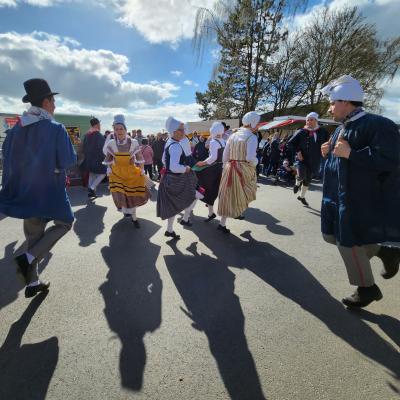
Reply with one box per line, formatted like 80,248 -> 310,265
132,220 -> 140,228
164,231 -> 180,240
297,196 -> 309,206
342,284 -> 382,308
180,219 -> 193,227
217,225 -> 230,234
293,185 -> 300,194
88,189 -> 97,198
204,213 -> 216,222
25,281 -> 50,298
15,254 -> 32,285
377,246 -> 400,279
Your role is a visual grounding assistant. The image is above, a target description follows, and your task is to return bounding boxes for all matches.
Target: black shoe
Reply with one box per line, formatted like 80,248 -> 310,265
293,185 -> 300,194
15,254 -> 32,285
164,231 -> 180,240
342,284 -> 383,308
88,189 -> 97,198
204,213 -> 216,222
297,196 -> 309,206
235,215 -> 245,220
377,246 -> 400,279
217,225 -> 230,234
25,281 -> 50,298
180,219 -> 193,227
132,220 -> 140,228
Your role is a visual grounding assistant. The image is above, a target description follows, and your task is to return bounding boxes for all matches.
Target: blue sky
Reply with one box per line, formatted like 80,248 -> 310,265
0,0 -> 399,132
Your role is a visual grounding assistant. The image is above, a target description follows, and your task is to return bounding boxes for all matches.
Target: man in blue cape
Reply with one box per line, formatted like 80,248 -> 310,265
0,78 -> 76,298
320,75 -> 400,308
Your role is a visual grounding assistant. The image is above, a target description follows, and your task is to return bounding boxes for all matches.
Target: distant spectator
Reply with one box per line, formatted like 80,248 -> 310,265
140,138 -> 154,180
193,135 -> 208,161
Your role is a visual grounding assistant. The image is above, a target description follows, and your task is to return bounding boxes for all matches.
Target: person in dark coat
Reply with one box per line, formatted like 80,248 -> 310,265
320,75 -> 400,308
193,136 -> 208,161
0,78 -> 76,298
266,133 -> 280,176
287,112 -> 329,206
152,132 -> 165,180
82,117 -> 107,198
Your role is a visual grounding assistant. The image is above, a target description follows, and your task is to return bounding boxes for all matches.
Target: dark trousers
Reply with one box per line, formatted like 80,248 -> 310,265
153,159 -> 163,178
144,164 -> 153,180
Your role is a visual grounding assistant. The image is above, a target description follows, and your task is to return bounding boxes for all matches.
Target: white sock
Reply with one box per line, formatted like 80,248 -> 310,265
207,205 -> 214,217
131,208 -> 137,221
26,252 -> 35,264
167,216 -> 175,232
295,177 -> 302,186
220,216 -> 227,227
300,185 -> 308,198
27,280 -> 40,287
183,199 -> 197,222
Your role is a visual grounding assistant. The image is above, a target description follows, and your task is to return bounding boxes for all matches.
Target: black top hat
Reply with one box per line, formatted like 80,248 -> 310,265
90,117 -> 100,127
22,78 -> 59,103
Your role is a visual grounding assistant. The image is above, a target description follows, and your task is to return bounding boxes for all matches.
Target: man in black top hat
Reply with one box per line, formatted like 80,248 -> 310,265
0,78 -> 76,298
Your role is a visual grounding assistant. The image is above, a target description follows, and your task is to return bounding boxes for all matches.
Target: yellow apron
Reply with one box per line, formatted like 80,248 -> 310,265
109,153 -> 146,197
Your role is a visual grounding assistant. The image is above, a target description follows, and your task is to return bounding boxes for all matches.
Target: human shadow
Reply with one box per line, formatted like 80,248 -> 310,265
0,292 -> 59,400
349,309 -> 400,349
67,183 -> 109,207
191,223 -> 400,384
73,202 -> 107,247
100,218 -> 162,391
0,241 -> 52,311
244,207 -> 294,236
164,241 -> 266,400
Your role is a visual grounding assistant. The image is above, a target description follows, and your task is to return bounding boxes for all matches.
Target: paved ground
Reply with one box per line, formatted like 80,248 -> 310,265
0,178 -> 399,400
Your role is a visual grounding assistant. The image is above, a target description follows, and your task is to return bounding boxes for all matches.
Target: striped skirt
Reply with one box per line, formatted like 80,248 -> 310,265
217,160 -> 257,218
157,171 -> 198,220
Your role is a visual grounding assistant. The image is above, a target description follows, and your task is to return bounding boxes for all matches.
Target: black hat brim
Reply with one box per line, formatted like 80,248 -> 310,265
22,91 -> 59,103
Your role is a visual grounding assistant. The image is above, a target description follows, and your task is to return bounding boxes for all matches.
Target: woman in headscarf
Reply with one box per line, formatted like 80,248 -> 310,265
156,116 -> 198,239
217,111 -> 260,233
194,122 -> 226,222
104,114 -> 151,228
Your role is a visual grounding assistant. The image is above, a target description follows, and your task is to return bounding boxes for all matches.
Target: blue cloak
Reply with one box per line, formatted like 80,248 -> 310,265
321,113 -> 400,247
0,119 -> 77,223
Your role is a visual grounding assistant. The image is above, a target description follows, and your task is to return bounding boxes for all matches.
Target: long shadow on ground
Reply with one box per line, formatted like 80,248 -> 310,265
100,218 -> 162,391
190,222 -> 400,394
0,292 -> 59,400
165,241 -> 266,400
73,202 -> 107,247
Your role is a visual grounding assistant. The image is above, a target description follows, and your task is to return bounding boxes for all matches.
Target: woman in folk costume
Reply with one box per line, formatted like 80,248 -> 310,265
156,116 -> 198,239
104,114 -> 151,228
194,122 -> 226,222
217,111 -> 260,233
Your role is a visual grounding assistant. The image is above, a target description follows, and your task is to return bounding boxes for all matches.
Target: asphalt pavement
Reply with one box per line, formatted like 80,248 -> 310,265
0,177 -> 399,400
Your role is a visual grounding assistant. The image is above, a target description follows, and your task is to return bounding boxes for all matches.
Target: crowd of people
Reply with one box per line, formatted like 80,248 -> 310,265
0,75 -> 399,310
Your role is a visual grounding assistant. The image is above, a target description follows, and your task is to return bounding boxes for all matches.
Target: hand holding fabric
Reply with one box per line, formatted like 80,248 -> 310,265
321,138 -> 332,158
333,137 -> 351,159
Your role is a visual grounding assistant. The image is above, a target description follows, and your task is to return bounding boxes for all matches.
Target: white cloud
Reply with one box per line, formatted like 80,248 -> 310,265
183,80 -> 199,87
0,31 -> 178,107
380,75 -> 400,122
115,0 -> 216,45
289,0 -> 399,39
170,70 -> 183,77
0,0 -> 17,6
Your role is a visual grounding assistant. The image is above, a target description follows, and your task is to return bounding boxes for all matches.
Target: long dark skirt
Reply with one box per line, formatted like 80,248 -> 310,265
196,163 -> 223,206
157,171 -> 198,220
